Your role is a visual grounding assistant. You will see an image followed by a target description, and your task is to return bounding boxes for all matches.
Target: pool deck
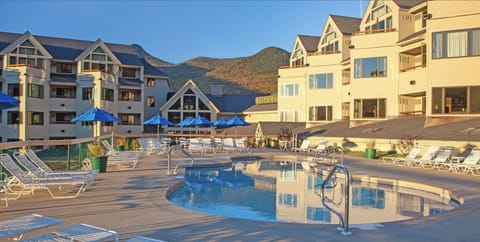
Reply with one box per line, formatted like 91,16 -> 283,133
1,149 -> 479,241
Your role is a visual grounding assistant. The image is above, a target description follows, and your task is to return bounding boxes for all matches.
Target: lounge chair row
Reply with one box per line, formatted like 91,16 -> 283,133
293,139 -> 330,154
382,145 -> 480,176
0,150 -> 97,202
0,213 -> 165,241
188,137 -> 250,153
137,138 -> 170,155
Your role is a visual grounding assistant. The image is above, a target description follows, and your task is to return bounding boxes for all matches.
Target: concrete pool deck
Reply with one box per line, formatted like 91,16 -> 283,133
1,149 -> 479,241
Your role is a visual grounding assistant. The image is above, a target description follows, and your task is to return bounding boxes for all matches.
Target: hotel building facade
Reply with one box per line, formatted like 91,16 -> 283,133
0,31 -> 170,142
277,0 -> 480,128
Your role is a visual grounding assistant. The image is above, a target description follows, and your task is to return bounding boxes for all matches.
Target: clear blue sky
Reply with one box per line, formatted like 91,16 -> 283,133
0,1 -> 368,64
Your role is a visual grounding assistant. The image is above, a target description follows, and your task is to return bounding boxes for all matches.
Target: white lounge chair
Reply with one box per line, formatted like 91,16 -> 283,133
0,214 -> 63,240
0,172 -> 7,207
201,138 -> 216,153
313,140 -> 328,154
454,148 -> 480,175
405,145 -> 439,167
25,149 -> 96,177
235,138 -> 250,153
223,138 -> 237,153
188,138 -> 203,153
382,145 -> 423,166
107,151 -> 141,170
24,223 -> 119,242
426,148 -> 453,169
13,153 -> 95,186
293,139 -> 310,152
0,154 -> 88,200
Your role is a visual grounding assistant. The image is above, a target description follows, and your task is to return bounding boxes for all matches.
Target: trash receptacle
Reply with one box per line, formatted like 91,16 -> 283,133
115,145 -> 125,151
90,156 -> 108,173
365,148 -> 377,159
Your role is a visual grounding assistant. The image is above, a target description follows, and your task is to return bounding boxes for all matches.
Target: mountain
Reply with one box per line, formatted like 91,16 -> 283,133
136,46 -> 290,95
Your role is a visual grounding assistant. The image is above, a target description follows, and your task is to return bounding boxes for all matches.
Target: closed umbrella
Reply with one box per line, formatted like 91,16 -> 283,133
226,116 -> 250,139
71,108 -> 121,137
0,92 -> 19,110
144,114 -> 173,139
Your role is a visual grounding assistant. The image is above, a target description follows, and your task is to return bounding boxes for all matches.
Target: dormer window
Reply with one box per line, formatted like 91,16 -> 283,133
363,0 -> 393,33
122,67 -> 136,78
8,39 -> 45,69
320,24 -> 339,54
82,46 -> 114,73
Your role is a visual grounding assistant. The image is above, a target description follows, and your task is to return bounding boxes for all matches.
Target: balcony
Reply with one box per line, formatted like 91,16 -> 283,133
307,50 -> 341,56
353,28 -> 396,36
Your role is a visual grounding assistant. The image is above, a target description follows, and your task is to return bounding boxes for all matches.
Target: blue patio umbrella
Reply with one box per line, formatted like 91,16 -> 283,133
71,108 -> 121,137
0,92 -> 19,110
177,117 -> 194,127
190,116 -> 213,135
144,114 -> 173,138
213,118 -> 230,128
226,116 -> 250,139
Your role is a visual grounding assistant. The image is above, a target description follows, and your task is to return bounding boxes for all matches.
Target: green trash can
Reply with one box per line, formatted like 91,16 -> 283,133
365,148 -> 377,159
115,145 -> 125,151
90,156 -> 108,173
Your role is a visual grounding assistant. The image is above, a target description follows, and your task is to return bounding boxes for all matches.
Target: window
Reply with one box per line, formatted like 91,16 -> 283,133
82,88 -> 93,100
7,111 -> 20,125
309,106 -> 333,121
27,84 -> 44,98
146,96 -> 155,107
82,46 -> 114,73
118,113 -> 141,125
278,193 -> 297,207
147,78 -> 156,87
183,95 -> 196,110
280,110 -> 298,122
56,63 -> 73,73
354,98 -> 386,119
280,84 -> 299,96
432,86 -> 480,114
352,188 -> 385,209
119,89 -> 141,101
101,88 -> 114,101
309,73 -> 333,89
122,68 -> 136,78
8,39 -> 45,69
433,28 -> 480,59
50,86 -> 76,98
28,111 -> 44,125
307,207 -> 331,222
8,84 -> 20,97
50,112 -> 76,124
354,57 -> 387,78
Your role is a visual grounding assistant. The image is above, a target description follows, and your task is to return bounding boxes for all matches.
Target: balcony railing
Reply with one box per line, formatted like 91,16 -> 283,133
400,64 -> 426,72
353,28 -> 396,36
8,63 -> 45,70
308,50 -> 341,56
279,64 -> 306,69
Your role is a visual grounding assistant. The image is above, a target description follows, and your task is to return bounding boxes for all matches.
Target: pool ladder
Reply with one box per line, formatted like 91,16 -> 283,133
320,164 -> 352,236
167,145 -> 194,174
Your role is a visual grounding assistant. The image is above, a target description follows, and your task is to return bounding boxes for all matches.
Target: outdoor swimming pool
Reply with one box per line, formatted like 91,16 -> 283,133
168,158 -> 459,225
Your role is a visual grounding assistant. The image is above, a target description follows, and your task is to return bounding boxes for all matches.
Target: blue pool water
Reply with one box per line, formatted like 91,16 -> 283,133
168,160 -> 458,224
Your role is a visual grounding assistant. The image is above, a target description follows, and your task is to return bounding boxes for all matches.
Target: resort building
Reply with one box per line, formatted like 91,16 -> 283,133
160,80 -> 257,134
0,31 -> 170,142
277,0 -> 480,128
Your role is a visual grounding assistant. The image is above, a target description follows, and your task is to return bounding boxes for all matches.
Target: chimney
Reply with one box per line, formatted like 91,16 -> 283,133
211,84 -> 224,97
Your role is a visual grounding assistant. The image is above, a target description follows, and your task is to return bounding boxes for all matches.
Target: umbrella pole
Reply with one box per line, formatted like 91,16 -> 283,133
157,125 -> 160,140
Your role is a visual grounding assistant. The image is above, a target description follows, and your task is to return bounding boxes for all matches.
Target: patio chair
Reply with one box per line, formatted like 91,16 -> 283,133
405,145 -> 440,167
223,138 -> 237,153
201,138 -> 216,153
101,140 -> 141,156
426,148 -> 453,169
453,148 -> 480,175
25,149 -> 96,178
24,223 -> 119,242
235,137 -> 250,153
107,150 -> 141,170
138,138 -> 156,155
0,154 -> 88,200
0,214 -> 64,240
382,145 -> 423,166
312,140 -> 328,154
13,153 -> 95,186
292,139 -> 310,152
188,138 -> 203,153
1,172 -> 8,207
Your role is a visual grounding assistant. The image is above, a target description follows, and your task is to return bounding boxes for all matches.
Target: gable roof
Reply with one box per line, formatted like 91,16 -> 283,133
392,0 -> 426,9
298,35 -> 320,53
0,31 -> 166,77
206,94 -> 258,113
330,15 -> 362,35
160,79 -> 220,113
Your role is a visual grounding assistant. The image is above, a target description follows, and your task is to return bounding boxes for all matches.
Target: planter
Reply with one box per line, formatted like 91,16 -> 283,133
365,148 -> 377,159
89,156 -> 108,173
115,145 -> 125,151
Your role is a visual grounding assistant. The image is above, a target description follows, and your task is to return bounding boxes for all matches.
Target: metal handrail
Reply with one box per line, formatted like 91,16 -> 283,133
167,145 -> 194,174
320,164 -> 351,236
